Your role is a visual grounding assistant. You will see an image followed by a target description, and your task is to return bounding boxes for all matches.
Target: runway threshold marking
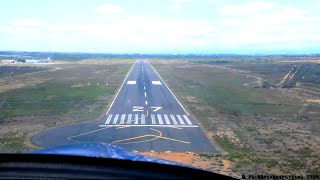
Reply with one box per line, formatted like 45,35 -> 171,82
176,115 -> 185,125
99,124 -> 198,127
105,114 -> 113,124
102,112 -> 196,127
71,111 -> 150,140
170,114 -> 178,125
163,114 -> 171,125
117,110 -> 148,127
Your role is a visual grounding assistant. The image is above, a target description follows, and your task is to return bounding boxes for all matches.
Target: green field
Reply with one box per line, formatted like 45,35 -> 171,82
0,83 -> 116,120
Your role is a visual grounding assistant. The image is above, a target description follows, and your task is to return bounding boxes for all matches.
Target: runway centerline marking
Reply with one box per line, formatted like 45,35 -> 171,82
145,100 -> 148,105
144,92 -> 147,97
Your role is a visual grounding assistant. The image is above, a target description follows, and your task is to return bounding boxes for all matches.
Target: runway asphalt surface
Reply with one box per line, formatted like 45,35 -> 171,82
31,60 -> 217,153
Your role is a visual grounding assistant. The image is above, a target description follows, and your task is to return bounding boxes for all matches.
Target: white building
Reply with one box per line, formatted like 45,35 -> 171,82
1,59 -> 17,64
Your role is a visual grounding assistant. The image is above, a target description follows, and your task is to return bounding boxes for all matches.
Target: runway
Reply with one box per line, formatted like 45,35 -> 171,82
32,60 -> 217,153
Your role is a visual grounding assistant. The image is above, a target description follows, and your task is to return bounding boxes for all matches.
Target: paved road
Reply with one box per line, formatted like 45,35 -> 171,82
32,60 -> 217,153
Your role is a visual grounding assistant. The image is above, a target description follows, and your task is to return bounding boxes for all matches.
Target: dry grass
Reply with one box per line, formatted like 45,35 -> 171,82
149,59 -> 320,176
0,59 -> 133,152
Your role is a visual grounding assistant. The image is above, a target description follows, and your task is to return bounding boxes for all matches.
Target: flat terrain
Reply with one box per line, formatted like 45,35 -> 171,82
0,60 -> 131,152
150,60 -> 320,176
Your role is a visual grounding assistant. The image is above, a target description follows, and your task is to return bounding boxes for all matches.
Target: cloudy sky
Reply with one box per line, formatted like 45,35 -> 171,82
0,0 -> 319,53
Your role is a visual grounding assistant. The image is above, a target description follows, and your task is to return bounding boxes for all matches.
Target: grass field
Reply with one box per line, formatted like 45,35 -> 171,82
0,59 -> 132,152
150,60 -> 320,175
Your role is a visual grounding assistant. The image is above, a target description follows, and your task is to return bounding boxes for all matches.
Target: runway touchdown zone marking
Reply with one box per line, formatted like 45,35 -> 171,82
152,81 -> 162,85
127,81 -> 136,84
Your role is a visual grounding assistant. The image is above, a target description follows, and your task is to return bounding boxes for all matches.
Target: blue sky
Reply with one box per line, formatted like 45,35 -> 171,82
0,0 -> 319,53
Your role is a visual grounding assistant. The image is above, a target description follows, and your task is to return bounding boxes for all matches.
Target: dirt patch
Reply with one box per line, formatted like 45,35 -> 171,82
185,96 -> 198,103
141,152 -> 211,169
0,77 -> 52,93
71,83 -> 84,88
139,151 -> 238,178
216,128 -> 242,147
305,99 -> 320,103
221,160 -> 232,171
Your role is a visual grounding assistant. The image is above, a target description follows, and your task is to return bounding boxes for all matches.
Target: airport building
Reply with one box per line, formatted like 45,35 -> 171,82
25,59 -> 40,63
0,59 -> 17,64
25,58 -> 51,63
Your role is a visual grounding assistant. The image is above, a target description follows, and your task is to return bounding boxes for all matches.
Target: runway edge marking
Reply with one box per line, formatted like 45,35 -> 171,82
105,61 -> 136,115
146,61 -> 190,116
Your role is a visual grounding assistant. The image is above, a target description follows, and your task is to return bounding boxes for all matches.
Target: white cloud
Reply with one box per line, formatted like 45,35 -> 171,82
95,3 -> 123,14
13,18 -> 47,27
0,27 -> 11,32
215,1 -> 320,48
2,1 -> 320,53
219,2 -> 276,16
8,15 -> 215,52
44,16 -> 215,45
169,0 -> 193,10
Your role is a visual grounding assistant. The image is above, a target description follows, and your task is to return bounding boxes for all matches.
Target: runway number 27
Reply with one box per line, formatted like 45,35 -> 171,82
132,106 -> 162,112
151,106 -> 162,112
